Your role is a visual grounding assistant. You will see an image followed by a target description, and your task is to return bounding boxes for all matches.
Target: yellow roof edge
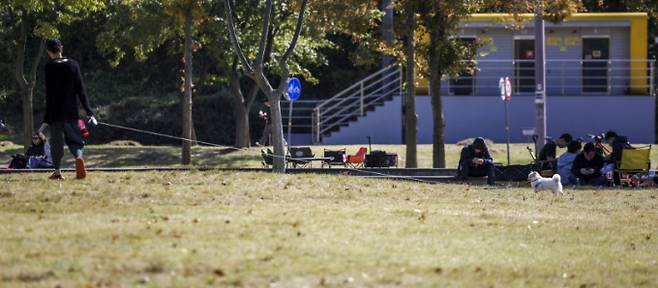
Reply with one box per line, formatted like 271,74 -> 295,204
466,12 -> 648,22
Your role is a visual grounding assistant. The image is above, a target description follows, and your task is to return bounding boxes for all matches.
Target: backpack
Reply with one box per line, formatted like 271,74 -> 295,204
9,154 -> 27,169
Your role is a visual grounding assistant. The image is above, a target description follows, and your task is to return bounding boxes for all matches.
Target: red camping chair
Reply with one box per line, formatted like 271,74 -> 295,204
346,147 -> 367,168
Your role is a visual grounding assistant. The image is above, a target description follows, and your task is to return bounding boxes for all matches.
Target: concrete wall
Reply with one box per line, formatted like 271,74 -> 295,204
418,95 -> 655,144
323,97 -> 402,145
322,95 -> 655,144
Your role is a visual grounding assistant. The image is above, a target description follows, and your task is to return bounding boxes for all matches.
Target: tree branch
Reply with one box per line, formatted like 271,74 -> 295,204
245,83 -> 259,109
255,0 -> 273,65
280,0 -> 308,65
229,57 -> 244,101
223,0 -> 254,73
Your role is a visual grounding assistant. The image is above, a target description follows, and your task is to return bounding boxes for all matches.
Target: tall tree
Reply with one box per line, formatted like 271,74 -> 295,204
416,1 -> 481,168
403,1 -> 418,168
203,0 -> 329,149
0,0 -> 104,150
224,0 -> 309,172
98,0 -> 205,164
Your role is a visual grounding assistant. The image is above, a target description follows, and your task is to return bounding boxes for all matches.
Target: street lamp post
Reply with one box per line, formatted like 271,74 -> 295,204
534,0 -> 547,156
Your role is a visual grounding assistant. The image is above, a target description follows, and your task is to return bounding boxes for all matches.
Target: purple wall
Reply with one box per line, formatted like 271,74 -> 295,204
417,96 -> 655,144
322,95 -> 655,144
323,97 -> 403,145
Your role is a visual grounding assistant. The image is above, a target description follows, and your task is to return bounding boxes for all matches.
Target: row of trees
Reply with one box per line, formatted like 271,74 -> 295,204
1,0 -> 655,171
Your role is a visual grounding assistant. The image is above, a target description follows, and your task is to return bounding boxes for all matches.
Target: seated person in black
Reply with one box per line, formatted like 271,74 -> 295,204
603,130 -> 631,185
537,133 -> 572,172
538,133 -> 572,161
604,131 -> 630,163
458,137 -> 495,185
571,142 -> 607,186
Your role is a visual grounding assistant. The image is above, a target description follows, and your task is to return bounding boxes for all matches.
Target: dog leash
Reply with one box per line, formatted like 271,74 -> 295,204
96,121 -> 436,184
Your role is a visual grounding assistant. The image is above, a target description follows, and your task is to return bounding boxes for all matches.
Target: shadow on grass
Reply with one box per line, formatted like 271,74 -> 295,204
0,146 -> 263,168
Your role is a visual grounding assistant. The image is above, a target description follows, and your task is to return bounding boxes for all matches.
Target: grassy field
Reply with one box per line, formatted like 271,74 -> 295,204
2,143 -> 657,169
1,171 -> 657,287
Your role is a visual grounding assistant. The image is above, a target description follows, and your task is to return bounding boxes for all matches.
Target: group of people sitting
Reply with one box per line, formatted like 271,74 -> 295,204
541,131 -> 630,186
457,131 -> 633,186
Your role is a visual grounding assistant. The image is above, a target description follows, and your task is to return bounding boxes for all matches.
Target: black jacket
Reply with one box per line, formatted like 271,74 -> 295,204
25,142 -> 45,157
571,153 -> 605,181
609,136 -> 630,163
43,57 -> 94,124
538,140 -> 557,161
459,138 -> 493,166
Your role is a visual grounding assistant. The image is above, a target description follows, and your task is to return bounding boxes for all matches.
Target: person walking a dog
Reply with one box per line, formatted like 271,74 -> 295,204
39,38 -> 97,180
457,137 -> 496,185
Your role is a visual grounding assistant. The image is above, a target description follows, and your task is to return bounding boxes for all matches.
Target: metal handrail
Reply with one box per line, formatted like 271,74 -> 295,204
319,71 -> 399,114
430,59 -> 655,97
319,73 -> 401,125
315,65 -> 399,110
313,65 -> 402,143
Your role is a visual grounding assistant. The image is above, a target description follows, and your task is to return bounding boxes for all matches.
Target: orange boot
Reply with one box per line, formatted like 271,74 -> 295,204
75,158 -> 86,179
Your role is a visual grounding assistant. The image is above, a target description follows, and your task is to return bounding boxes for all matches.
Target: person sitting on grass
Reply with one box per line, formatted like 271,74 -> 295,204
571,142 -> 607,186
601,130 -> 631,186
538,133 -> 573,161
457,137 -> 495,185
26,132 -> 53,169
557,140 -> 581,185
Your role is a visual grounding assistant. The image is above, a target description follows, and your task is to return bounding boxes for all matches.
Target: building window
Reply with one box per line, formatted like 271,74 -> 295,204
514,38 -> 535,93
449,37 -> 476,96
582,37 -> 610,93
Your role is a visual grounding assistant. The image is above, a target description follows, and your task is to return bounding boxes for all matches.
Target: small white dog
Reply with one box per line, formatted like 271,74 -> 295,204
527,171 -> 563,195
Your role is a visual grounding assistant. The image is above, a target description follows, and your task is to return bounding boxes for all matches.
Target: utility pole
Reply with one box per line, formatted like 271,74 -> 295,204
534,0 -> 547,156
381,0 -> 394,68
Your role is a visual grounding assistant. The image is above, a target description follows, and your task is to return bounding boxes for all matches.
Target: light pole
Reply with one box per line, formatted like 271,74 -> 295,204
534,0 -> 547,156
381,0 -> 394,68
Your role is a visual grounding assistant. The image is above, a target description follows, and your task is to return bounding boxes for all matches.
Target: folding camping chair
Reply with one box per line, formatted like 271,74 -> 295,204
323,148 -> 346,168
261,149 -> 273,168
346,147 -> 367,168
526,146 -> 555,177
288,147 -> 314,168
614,145 -> 652,187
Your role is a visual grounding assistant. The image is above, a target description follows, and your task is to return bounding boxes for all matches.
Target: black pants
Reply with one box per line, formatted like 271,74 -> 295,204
49,121 -> 85,170
458,160 -> 496,185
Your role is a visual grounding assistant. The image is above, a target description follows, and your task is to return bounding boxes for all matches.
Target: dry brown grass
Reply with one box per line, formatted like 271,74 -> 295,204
1,171 -> 657,287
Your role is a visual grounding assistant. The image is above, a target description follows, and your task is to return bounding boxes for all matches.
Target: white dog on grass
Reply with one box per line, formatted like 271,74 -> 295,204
528,171 -> 563,195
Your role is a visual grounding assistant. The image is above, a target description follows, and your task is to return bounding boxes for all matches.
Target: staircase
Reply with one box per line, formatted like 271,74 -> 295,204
311,66 -> 403,144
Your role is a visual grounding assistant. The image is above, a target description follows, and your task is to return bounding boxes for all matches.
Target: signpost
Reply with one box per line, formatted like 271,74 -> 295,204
287,77 -> 301,149
499,77 -> 512,165
534,0 -> 548,158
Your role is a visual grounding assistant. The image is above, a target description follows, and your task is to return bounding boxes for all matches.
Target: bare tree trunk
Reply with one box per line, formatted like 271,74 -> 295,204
229,69 -> 255,148
181,8 -> 193,165
14,16 -> 44,151
430,65 -> 446,168
404,7 -> 417,168
15,18 -> 30,150
21,87 -> 33,148
233,100 -> 251,147
268,96 -> 286,171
